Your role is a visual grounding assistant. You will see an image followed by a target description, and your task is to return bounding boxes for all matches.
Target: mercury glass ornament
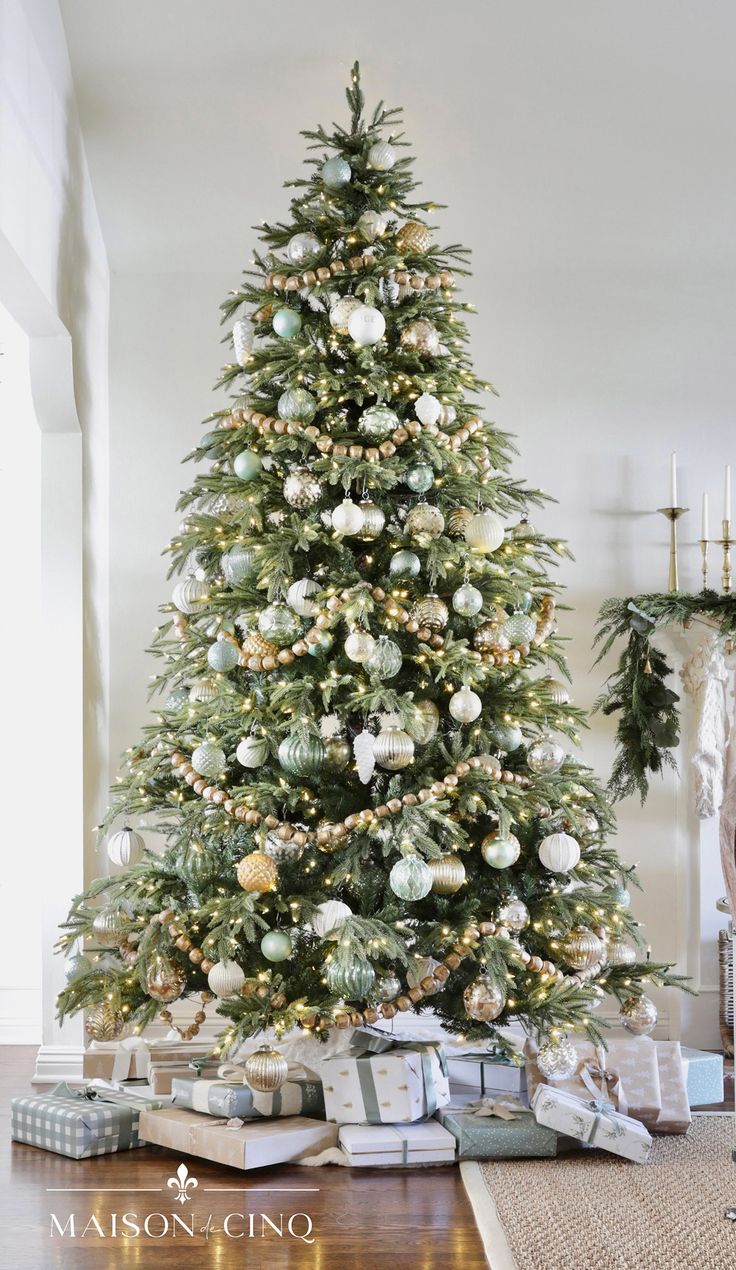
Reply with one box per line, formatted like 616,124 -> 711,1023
172,576 -> 209,614
207,959 -> 246,998
463,974 -> 506,1023
258,602 -> 301,647
560,926 -> 605,971
610,882 -> 631,908
395,220 -> 433,254
490,721 -> 523,752
400,318 -> 440,355
264,829 -> 303,863
536,1035 -> 578,1081
389,549 -> 421,577
411,594 -> 449,631
286,231 -> 321,263
373,726 -> 414,770
389,855 -> 433,900
324,736 -> 352,770
428,854 -> 466,895
582,813 -> 600,836
375,973 -> 402,1002
406,464 -> 434,494
415,392 -> 442,425
452,583 -> 483,617
449,686 -> 482,723
165,685 -> 190,710
329,295 -> 363,335
204,490 -> 249,520
65,954 -> 92,983
366,636 -> 402,680
542,677 -> 571,706
407,699 -> 440,745
367,140 -> 396,170
607,937 -> 637,967
512,517 -> 536,539
447,507 -> 473,538
474,620 -> 509,651
619,994 -> 658,1036
232,316 -> 254,365
277,386 -> 317,423
527,732 -> 565,776
497,896 -> 530,932
344,629 -> 376,663
236,851 -> 279,893
189,678 -> 219,704
221,544 -> 256,584
358,404 -> 399,440
406,957 -> 441,990
312,900 -> 352,938
326,956 -> 375,999
358,499 -> 385,540
537,831 -> 580,874
147,956 -> 187,1004
348,304 -> 386,346
332,498 -> 364,536
321,156 -> 352,188
357,209 -> 388,242
287,577 -> 319,617
236,736 -> 268,768
277,733 -> 325,778
405,503 -> 444,539
504,610 -> 537,645
107,826 -> 144,867
244,1044 -> 289,1093
481,830 -> 521,869
233,449 -> 262,482
272,306 -> 302,339
85,1003 -> 125,1041
261,930 -> 293,962
308,630 -> 334,656
207,639 -> 239,672
283,467 -> 322,509
464,510 -> 505,554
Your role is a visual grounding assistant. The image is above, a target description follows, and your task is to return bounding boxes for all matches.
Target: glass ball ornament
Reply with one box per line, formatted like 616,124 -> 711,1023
395,220 -> 433,254
286,231 -> 321,263
527,732 -> 565,776
449,687 -> 482,723
272,306 -> 302,339
607,937 -> 637,967
407,698 -> 440,745
481,830 -> 521,869
236,736 -> 268,768
189,678 -> 219,704
542,677 -> 571,706
367,140 -> 396,170
277,386 -> 317,423
85,1003 -> 126,1042
610,882 -> 631,908
332,498 -> 364,536
428,854 -> 466,895
405,503 -> 444,539
221,544 -> 256,584
504,610 -> 537,645
344,629 -> 376,664
619,994 -> 658,1036
261,930 -> 292,963
537,831 -> 581,874
512,517 -> 536,539
191,742 -> 226,779
366,636 -> 402,680
389,549 -> 421,577
165,685 -> 190,710
373,726 -> 415,770
415,392 -> 442,425
258,602 -> 301,647
357,499 -> 385,540
406,464 -> 434,494
107,826 -> 144,868
375,973 -> 402,1002
389,855 -> 433,900
474,620 -> 509,651
207,639 -> 239,673
283,467 -> 322,508
286,578 -> 319,618
326,956 -> 375,999
464,510 -> 505,554
357,209 -> 388,242
307,630 -> 334,657
232,316 -> 254,365
400,318 -> 440,355
358,404 -> 399,440
321,156 -> 352,188
146,956 -> 187,1003
65,953 -> 91,982
411,594 -> 449,631
464,973 -> 506,1023
264,829 -> 303,863
277,733 -> 325,778
348,304 -> 386,347
490,721 -> 524,752
207,959 -> 246,998
236,851 -> 279,893
329,295 -> 363,334
497,896 -> 530,932
452,583 -> 483,617
406,957 -> 441,990
312,900 -> 352,939
536,1035 -> 578,1082
244,1045 -> 289,1093
325,736 -> 351,769
233,449 -> 262,482
172,576 -> 209,614
560,926 -> 605,970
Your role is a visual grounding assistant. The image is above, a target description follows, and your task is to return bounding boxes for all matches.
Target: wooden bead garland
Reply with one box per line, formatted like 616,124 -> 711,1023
158,989 -> 213,1040
263,256 -> 455,294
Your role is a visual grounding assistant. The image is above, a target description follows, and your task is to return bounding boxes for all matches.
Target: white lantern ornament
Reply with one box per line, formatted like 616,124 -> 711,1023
107,826 -> 144,867
207,959 -> 246,998
538,831 -> 581,874
348,304 -> 386,347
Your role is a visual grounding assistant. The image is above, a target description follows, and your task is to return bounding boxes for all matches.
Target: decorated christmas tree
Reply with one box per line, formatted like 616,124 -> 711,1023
58,65 -> 685,1075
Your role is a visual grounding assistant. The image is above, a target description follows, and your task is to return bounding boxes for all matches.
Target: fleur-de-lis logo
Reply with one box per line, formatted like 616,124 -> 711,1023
167,1162 -> 198,1205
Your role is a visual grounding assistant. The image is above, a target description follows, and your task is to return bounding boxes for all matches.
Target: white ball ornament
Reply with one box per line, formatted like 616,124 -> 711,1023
367,141 -> 397,170
287,578 -> 319,616
207,959 -> 246,998
348,304 -> 386,347
415,392 -> 442,425
464,510 -> 505,554
357,210 -> 388,242
329,296 -> 363,335
331,498 -> 364,536
538,831 -> 581,874
107,826 -> 144,867
390,855 -> 433,901
345,629 -> 376,664
191,742 -> 227,780
286,232 -> 321,264
311,900 -> 352,939
449,687 -> 482,723
172,576 -> 209,614
236,736 -> 268,768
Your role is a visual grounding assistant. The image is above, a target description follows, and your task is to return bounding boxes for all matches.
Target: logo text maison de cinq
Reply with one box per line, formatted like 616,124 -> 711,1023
49,1163 -> 316,1243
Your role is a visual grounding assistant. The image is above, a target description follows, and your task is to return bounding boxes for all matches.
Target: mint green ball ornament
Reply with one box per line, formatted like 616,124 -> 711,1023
406,464 -> 434,494
166,685 -> 190,710
261,931 -> 292,962
278,387 -> 317,423
389,855 -> 433,901
321,156 -> 352,189
221,544 -> 257,584
278,733 -> 325,778
326,956 -> 375,999
272,307 -> 302,339
307,631 -> 334,656
389,550 -> 421,577
207,640 -> 239,672
233,450 -> 262,482
258,602 -> 301,647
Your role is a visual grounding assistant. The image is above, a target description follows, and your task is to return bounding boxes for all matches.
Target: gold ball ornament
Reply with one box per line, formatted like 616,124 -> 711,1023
606,936 -> 637,967
463,974 -> 506,1022
559,926 -> 605,971
395,220 -> 433,254
400,319 -> 441,356
324,736 -> 352,770
405,503 -> 445,539
236,851 -> 279,893
474,620 -> 510,652
619,994 -> 658,1036
243,1044 -> 289,1093
146,956 -> 187,1003
447,507 -> 473,538
92,909 -> 128,946
411,594 -> 449,631
428,854 -> 466,895
85,1003 -> 126,1041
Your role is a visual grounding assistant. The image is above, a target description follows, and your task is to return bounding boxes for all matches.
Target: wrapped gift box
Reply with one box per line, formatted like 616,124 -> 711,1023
680,1046 -> 724,1107
652,1042 -> 691,1134
321,1030 -> 449,1125
525,1036 -> 662,1124
339,1121 -> 455,1166
438,1103 -> 567,1160
148,1061 -> 219,1095
531,1084 -> 652,1163
171,1068 -> 324,1120
11,1082 -> 163,1159
82,1039 -> 214,1082
447,1053 -> 527,1099
139,1108 -> 337,1170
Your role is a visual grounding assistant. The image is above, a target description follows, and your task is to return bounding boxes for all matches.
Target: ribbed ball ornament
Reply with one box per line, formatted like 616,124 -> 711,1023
85,1004 -> 126,1041
311,900 -> 352,939
560,926 -> 605,970
406,699 -> 440,745
287,578 -> 319,616
92,909 -> 128,945
107,826 -> 144,867
221,545 -> 256,584
278,733 -> 325,778
527,733 -> 565,776
619,994 -> 658,1036
400,319 -> 440,355
373,726 -> 414,770
244,1045 -> 289,1093
329,296 -> 363,334
357,500 -> 385,540
389,855 -> 433,900
463,974 -> 506,1023
452,583 -> 483,617
405,503 -> 444,539
191,742 -> 227,779
286,231 -> 321,263
321,156 -> 352,188
348,304 -> 386,347
542,677 -> 571,706
411,594 -> 449,631
207,640 -> 239,672
207,959 -> 246,997
496,896 -> 530,932
261,931 -> 293,962
414,392 -> 442,425
236,852 -> 279,893
481,831 -> 521,869
283,468 -> 322,508
332,498 -> 364,536
536,1035 -> 578,1081
537,831 -> 580,873
258,602 -> 301,647
607,937 -> 637,967
146,956 -> 187,1003
344,629 -> 376,663
449,687 -> 482,723
389,550 -> 421,577
358,405 -> 399,440
464,510 -> 505,554
504,611 -> 537,645
326,956 -> 375,999
277,387 -> 317,422
428,854 -> 466,895
367,140 -> 397,170
365,636 -> 402,680
172,576 -> 209,614
189,678 -> 219,705
395,220 -> 433,254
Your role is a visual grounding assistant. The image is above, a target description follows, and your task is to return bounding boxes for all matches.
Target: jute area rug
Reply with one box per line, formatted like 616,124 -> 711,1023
461,1114 -> 736,1270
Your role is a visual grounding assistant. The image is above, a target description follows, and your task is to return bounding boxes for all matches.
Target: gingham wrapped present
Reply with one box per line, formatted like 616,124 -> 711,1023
10,1082 -> 163,1159
171,1061 -> 325,1120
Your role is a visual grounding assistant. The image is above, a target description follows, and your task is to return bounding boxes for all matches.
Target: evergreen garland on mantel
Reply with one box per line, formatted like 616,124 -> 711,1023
594,591 -> 736,803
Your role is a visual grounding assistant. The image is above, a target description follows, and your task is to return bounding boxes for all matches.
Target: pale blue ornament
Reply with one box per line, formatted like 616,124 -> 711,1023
65,954 -> 91,982
406,464 -> 434,493
452,583 -> 483,617
207,640 -> 239,672
389,855 -> 433,901
321,156 -> 352,188
278,387 -> 317,423
389,550 -> 421,577
221,544 -> 257,584
166,686 -> 190,710
272,307 -> 302,339
191,742 -> 227,779
610,883 -> 631,908
233,450 -> 262,482
260,931 -> 293,962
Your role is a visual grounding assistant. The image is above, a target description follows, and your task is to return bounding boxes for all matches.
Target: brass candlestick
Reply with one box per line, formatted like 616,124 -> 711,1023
699,539 -> 709,591
657,506 -> 688,592
715,519 -> 733,593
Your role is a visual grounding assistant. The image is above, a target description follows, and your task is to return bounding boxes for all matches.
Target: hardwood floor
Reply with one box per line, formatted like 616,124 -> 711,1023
1,1048 -> 488,1270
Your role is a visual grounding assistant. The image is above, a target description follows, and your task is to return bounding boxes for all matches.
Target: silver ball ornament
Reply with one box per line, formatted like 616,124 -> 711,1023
452,583 -> 483,617
619,994 -> 658,1036
449,687 -> 482,723
536,1035 -> 578,1081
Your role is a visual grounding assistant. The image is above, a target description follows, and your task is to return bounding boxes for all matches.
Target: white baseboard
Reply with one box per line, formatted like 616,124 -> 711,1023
32,1044 -> 87,1085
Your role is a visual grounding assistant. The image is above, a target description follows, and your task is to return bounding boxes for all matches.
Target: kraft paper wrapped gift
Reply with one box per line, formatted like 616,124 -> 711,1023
321,1029 -> 450,1125
438,1099 -> 568,1160
171,1062 -> 325,1120
148,1060 -> 220,1095
680,1046 -> 724,1107
11,1082 -> 163,1159
652,1041 -> 691,1134
447,1053 -> 527,1100
339,1121 -> 456,1166
525,1036 -> 662,1123
138,1108 -> 337,1170
82,1038 -> 214,1081
531,1084 -> 652,1164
